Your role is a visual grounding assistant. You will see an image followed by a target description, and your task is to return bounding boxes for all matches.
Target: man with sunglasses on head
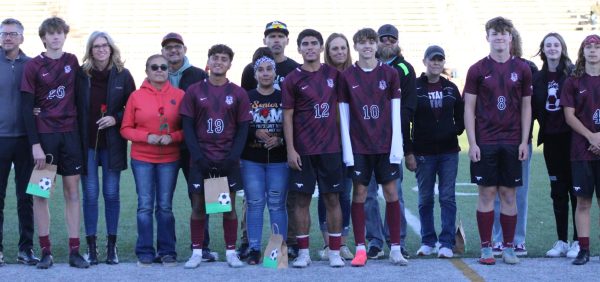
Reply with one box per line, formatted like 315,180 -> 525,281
363,23 -> 417,260
159,32 -> 216,263
0,18 -> 39,267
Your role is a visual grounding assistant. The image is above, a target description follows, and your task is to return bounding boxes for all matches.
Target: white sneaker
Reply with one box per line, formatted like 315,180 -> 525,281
389,249 -> 408,266
545,240 -> 569,258
226,252 -> 244,268
416,245 -> 434,256
340,245 -> 354,260
328,252 -> 345,267
567,241 -> 580,258
318,246 -> 329,261
438,247 -> 454,258
292,252 -> 312,268
492,242 -> 504,256
184,253 -> 203,269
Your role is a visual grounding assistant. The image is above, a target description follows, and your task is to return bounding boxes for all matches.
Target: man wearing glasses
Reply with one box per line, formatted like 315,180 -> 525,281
160,32 -> 216,263
364,23 -> 417,260
0,18 -> 39,267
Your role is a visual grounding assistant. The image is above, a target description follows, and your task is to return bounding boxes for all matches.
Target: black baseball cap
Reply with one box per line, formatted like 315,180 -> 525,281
424,45 -> 445,60
377,24 -> 398,39
264,21 -> 289,37
161,32 -> 184,47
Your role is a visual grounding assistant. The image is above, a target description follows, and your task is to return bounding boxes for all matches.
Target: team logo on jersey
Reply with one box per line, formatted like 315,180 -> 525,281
64,65 -> 71,74
510,72 -> 518,82
225,96 -> 233,105
327,79 -> 334,88
379,80 -> 387,90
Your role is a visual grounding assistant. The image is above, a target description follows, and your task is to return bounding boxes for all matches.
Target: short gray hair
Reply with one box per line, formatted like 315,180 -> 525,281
1,18 -> 24,32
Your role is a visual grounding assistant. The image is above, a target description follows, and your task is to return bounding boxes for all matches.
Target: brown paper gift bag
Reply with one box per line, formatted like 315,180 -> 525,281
453,217 -> 466,255
263,224 -> 288,269
26,155 -> 57,198
204,176 -> 232,214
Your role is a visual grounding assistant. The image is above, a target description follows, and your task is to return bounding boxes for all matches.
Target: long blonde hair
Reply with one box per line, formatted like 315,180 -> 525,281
81,31 -> 125,76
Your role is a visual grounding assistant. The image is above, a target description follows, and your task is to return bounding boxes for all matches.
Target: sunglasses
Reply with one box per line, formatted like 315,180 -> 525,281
150,64 -> 168,71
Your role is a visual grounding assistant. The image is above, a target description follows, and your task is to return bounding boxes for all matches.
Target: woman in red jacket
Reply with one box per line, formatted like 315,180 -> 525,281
120,54 -> 184,267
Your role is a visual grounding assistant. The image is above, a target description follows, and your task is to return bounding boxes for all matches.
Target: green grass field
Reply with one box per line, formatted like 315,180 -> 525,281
1,126 -> 599,263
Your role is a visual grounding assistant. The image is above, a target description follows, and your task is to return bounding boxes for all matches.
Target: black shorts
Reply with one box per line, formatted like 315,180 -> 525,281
571,160 -> 600,198
187,163 -> 243,194
288,153 -> 344,195
470,144 -> 521,187
351,154 -> 400,186
39,131 -> 83,176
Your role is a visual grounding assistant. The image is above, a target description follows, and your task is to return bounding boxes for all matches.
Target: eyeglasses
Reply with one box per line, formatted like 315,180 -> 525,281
163,44 -> 183,51
150,64 -> 168,71
92,43 -> 110,50
379,36 -> 397,44
0,32 -> 21,38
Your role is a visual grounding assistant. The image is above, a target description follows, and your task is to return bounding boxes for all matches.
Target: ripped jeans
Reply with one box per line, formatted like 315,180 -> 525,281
241,160 -> 289,251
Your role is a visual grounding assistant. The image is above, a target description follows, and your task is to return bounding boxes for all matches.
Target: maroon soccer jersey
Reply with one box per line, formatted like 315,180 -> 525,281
179,79 -> 252,161
21,52 -> 79,133
281,64 -> 341,155
560,74 -> 600,161
543,71 -> 570,135
339,63 -> 401,154
463,56 -> 532,145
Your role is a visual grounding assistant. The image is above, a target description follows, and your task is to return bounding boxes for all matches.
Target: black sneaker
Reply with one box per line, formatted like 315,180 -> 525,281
247,250 -> 261,265
36,253 -> 53,269
572,249 -> 590,265
17,249 -> 40,265
287,244 -> 299,259
237,243 -> 250,260
202,248 -> 217,262
401,247 -> 411,259
161,255 -> 177,267
367,246 -> 384,259
69,252 -> 90,268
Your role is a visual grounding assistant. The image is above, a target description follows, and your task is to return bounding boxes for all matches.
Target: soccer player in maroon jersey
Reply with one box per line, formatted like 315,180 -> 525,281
338,28 -> 406,267
561,34 -> 600,265
282,29 -> 344,268
20,17 -> 89,269
179,44 -> 251,268
463,17 -> 532,265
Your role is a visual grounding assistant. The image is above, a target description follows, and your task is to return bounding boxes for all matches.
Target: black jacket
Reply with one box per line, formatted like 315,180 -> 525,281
76,66 -> 136,172
179,65 -> 207,92
532,63 -> 574,146
410,73 -> 464,155
387,56 -> 417,154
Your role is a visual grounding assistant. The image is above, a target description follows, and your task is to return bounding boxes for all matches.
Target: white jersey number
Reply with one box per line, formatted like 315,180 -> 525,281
314,103 -> 330,119
497,96 -> 507,111
206,118 -> 224,134
362,105 -> 380,120
593,109 -> 600,125
47,86 -> 66,100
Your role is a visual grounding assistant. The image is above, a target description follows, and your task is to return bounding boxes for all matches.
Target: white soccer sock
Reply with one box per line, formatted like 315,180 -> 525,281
192,249 -> 202,256
356,245 -> 366,252
226,249 -> 236,256
391,245 -> 401,251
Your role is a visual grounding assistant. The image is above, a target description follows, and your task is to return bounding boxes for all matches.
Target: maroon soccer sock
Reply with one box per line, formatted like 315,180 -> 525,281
351,202 -> 366,247
297,235 -> 310,250
579,237 -> 590,251
476,210 -> 494,248
223,217 -> 238,250
329,234 -> 342,251
39,235 -> 51,255
385,201 -> 401,246
69,237 -> 80,254
500,213 -> 517,248
190,218 -> 205,249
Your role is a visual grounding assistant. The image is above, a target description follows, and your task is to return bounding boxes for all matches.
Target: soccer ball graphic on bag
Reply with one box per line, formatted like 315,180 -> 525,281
39,177 -> 52,191
270,248 -> 279,261
217,193 -> 231,205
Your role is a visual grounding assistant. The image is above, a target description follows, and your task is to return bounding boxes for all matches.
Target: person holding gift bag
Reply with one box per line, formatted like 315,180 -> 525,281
120,54 -> 183,267
76,31 -> 135,265
180,44 -> 251,269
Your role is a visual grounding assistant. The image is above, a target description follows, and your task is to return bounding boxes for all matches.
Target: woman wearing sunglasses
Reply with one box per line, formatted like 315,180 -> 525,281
120,54 -> 184,267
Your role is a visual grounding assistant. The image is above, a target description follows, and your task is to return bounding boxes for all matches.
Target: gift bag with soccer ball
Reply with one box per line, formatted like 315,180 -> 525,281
263,224 -> 288,269
26,155 -> 57,198
453,217 -> 467,255
204,176 -> 232,214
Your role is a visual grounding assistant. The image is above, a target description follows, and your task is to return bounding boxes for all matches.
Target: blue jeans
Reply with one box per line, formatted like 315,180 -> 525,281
365,170 -> 407,249
241,160 -> 289,251
492,143 -> 532,245
317,177 -> 352,236
131,158 -> 178,260
415,153 -> 458,249
81,148 -> 121,236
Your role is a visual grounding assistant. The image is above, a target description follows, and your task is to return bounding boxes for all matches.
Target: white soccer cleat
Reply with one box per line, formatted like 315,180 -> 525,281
184,253 -> 203,269
567,241 -> 580,259
546,240 -> 569,258
226,252 -> 244,268
292,252 -> 312,268
389,249 -> 408,266
328,252 -> 345,268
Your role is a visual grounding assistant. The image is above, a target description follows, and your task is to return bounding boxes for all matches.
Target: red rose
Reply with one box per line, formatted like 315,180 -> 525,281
260,108 -> 270,118
100,104 -> 107,113
158,107 -> 165,115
